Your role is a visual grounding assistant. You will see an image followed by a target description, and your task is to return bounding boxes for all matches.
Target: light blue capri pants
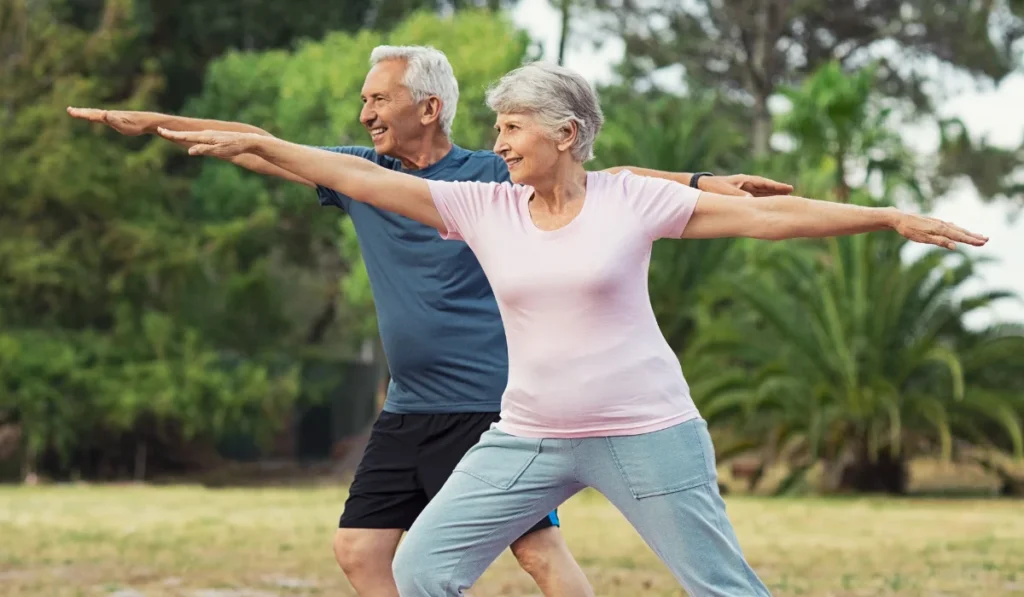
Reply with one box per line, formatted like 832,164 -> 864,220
392,418 -> 771,596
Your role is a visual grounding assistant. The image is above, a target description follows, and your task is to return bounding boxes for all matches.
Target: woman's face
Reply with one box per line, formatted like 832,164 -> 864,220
492,113 -> 565,185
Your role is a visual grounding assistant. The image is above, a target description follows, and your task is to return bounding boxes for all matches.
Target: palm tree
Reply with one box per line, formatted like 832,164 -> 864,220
593,87 -> 753,353
690,229 -> 1024,494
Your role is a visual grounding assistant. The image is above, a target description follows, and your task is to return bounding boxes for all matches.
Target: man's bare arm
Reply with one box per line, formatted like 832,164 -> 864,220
67,107 -> 315,187
601,166 -> 794,197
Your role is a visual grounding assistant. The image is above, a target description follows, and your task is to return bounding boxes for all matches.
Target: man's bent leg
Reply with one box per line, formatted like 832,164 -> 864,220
336,412 -> 428,596
394,429 -> 582,597
510,525 -> 596,597
333,528 -> 404,597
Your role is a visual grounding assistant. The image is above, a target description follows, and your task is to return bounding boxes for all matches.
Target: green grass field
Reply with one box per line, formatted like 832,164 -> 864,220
1,485 -> 1022,596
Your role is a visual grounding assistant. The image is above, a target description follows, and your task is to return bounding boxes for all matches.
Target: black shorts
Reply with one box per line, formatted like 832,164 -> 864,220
339,411 -> 560,535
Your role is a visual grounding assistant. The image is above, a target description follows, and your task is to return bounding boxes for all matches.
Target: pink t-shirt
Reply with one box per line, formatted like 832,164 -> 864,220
429,170 -> 702,438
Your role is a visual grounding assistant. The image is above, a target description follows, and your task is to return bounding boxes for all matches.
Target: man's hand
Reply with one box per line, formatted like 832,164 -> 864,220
699,174 -> 794,197
156,128 -> 262,159
67,107 -> 153,136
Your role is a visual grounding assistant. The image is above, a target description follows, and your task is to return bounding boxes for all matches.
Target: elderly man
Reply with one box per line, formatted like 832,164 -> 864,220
69,45 -> 792,597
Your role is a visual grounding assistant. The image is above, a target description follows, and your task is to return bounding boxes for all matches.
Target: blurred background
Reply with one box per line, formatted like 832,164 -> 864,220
1,1 -> 1023,596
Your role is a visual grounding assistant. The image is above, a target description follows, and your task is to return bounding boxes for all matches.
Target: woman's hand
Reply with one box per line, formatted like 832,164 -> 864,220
156,128 -> 263,159
891,210 -> 988,250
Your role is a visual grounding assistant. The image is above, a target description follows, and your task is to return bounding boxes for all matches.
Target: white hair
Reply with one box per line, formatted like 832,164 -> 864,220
369,45 -> 459,137
485,61 -> 604,162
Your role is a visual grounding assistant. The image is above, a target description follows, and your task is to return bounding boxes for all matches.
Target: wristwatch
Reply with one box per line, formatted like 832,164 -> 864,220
690,172 -> 713,189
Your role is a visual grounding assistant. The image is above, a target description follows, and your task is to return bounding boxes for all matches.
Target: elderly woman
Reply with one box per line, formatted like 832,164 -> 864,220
160,63 -> 985,596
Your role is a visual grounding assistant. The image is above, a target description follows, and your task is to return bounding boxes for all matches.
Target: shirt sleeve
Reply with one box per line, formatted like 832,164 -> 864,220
427,180 -> 501,242
619,170 -> 702,240
311,146 -> 379,212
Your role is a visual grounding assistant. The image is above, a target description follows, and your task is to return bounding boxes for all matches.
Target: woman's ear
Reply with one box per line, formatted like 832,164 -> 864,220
556,120 -> 579,153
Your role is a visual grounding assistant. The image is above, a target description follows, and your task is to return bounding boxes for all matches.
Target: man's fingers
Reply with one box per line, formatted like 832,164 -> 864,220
157,127 -> 203,143
155,126 -> 184,139
67,106 -> 105,122
748,177 -> 794,195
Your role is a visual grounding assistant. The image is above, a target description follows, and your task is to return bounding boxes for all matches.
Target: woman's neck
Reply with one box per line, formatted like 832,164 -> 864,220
530,162 -> 588,212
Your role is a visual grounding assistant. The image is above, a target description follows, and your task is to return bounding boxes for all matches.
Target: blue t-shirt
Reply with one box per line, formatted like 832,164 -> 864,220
316,145 -> 510,414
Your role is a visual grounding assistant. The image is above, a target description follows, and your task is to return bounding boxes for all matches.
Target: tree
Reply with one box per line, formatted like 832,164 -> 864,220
54,0 -> 521,112
692,231 -> 1024,495
0,0 -> 298,478
588,0 -> 1024,205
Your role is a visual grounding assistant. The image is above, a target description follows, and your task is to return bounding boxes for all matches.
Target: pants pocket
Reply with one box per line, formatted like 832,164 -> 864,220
605,419 -> 715,499
454,428 -> 541,490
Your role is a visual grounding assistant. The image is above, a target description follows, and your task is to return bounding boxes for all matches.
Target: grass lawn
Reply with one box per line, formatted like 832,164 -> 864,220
1,484 -> 1022,596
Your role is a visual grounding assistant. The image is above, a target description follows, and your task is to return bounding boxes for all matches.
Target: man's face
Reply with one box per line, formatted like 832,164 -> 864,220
359,60 -> 423,157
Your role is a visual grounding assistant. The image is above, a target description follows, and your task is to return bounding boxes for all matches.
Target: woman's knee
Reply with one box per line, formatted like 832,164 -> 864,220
393,536 -> 447,596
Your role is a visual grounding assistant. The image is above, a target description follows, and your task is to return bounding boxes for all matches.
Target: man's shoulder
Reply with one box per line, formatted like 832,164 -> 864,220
318,145 -> 400,169
446,146 -> 510,183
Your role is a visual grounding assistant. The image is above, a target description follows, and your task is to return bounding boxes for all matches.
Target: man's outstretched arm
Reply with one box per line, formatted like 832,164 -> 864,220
602,166 -> 794,197
66,107 -> 315,187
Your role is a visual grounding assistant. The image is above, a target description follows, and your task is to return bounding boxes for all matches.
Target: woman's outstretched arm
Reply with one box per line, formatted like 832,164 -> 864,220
156,128 -> 446,232
681,192 -> 987,250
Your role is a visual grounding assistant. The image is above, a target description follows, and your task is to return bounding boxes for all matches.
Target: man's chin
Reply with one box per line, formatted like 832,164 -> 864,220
371,136 -> 393,154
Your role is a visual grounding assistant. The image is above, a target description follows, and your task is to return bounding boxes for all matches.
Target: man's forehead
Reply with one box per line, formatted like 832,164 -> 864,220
362,60 -> 408,94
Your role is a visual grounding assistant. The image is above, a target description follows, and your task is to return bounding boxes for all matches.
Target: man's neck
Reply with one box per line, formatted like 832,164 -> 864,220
390,133 -> 453,171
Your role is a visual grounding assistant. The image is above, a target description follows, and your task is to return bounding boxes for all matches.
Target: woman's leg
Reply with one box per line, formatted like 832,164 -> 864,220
576,419 -> 771,597
393,428 -> 583,597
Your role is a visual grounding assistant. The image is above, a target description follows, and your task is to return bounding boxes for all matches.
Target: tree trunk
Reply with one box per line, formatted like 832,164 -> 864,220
557,0 -> 572,66
751,91 -> 771,157
134,439 -> 147,482
836,447 -> 908,494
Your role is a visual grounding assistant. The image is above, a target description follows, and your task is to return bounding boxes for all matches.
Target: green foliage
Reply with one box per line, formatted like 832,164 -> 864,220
0,0 -> 298,469
774,62 -> 928,204
590,0 -> 1024,206
56,0 -> 517,111
691,230 -> 1024,493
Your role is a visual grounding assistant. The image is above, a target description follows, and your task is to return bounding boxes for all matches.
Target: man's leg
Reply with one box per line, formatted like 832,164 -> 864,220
418,414 -> 594,597
578,419 -> 771,596
333,529 -> 403,597
335,412 -> 428,597
396,428 -> 583,597
510,524 -> 596,597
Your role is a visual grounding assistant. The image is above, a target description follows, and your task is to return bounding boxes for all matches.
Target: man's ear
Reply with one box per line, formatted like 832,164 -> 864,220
421,96 -> 443,127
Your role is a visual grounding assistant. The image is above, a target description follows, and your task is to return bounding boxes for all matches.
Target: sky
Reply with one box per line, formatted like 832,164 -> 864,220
512,0 -> 1024,328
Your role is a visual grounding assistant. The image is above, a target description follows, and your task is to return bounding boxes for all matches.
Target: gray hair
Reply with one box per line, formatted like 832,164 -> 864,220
369,45 -> 459,137
485,62 -> 604,162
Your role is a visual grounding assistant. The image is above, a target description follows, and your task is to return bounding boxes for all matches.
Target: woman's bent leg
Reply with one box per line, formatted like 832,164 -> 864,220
393,428 -> 582,597
577,419 -> 771,597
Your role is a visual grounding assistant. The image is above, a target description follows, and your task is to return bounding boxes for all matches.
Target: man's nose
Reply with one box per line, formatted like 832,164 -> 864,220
360,104 -> 375,125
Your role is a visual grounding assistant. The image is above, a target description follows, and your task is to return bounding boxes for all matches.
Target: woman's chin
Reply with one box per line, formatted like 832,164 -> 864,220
508,168 -> 529,185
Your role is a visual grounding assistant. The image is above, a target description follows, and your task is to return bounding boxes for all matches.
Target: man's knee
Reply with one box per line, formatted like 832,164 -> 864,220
333,528 -> 399,576
510,527 -> 565,579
